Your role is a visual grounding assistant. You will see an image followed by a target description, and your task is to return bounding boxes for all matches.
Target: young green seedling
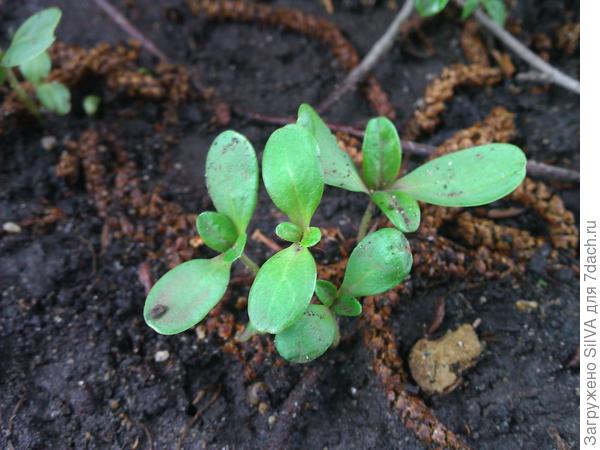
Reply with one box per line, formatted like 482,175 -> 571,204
298,103 -> 526,240
0,7 -> 71,117
144,131 -> 258,334
144,102 -> 527,365
415,0 -> 507,27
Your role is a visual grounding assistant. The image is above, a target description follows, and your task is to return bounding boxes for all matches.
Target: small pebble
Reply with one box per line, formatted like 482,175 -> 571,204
41,136 -> 57,151
515,300 -> 539,312
154,350 -> 170,362
258,402 -> 269,415
2,222 -> 21,234
268,415 -> 276,426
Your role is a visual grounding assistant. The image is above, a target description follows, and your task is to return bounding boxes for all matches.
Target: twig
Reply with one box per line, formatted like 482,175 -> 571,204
318,0 -> 415,112
236,110 -> 580,183
268,368 -> 322,450
93,0 -> 169,63
455,0 -> 580,94
251,229 -> 282,252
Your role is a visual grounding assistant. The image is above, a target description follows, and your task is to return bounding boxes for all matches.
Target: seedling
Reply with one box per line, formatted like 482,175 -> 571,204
144,103 -> 526,364
297,104 -> 525,240
415,0 -> 507,26
83,95 -> 101,116
0,7 -> 71,117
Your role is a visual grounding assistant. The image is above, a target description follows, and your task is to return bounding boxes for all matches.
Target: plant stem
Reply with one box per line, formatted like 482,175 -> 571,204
5,68 -> 41,119
239,252 -> 260,275
318,0 -> 415,112
454,0 -> 579,94
357,200 -> 376,242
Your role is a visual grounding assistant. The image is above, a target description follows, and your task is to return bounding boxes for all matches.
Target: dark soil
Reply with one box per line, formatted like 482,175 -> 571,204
0,1 -> 579,449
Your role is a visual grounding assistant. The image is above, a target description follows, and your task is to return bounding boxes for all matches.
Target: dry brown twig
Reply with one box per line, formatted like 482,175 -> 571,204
318,0 -> 415,112
454,0 -> 580,94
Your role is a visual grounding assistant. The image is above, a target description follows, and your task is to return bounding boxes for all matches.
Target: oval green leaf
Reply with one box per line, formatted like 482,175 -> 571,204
340,228 -> 412,297
144,256 -> 231,335
482,0 -> 507,26
297,103 -> 367,193
315,280 -> 337,307
362,117 -> 402,190
2,8 -> 62,67
372,190 -> 421,233
36,81 -> 71,115
300,227 -> 321,247
196,211 -> 238,253
248,244 -> 317,334
262,124 -> 323,230
461,0 -> 480,19
333,294 -> 362,317
19,50 -> 51,85
415,0 -> 450,17
206,130 -> 258,233
275,222 -> 302,243
275,304 -> 337,363
393,144 -> 527,207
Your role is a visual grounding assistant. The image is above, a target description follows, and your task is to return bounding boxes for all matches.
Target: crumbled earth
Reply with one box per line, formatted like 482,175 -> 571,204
0,1 -> 579,449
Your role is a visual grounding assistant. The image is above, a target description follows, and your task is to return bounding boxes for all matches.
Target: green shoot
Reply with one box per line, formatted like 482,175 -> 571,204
143,102 -> 527,364
0,8 -> 71,116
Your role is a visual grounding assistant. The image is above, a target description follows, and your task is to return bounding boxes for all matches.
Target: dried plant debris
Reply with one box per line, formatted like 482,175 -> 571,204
404,64 -> 502,140
187,0 -> 395,118
430,106 -> 516,158
460,20 -> 490,67
409,324 -> 483,395
362,296 -> 471,449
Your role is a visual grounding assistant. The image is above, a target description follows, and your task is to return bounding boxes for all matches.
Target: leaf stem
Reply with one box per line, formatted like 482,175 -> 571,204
4,67 -> 41,120
357,200 -> 376,242
239,252 -> 260,275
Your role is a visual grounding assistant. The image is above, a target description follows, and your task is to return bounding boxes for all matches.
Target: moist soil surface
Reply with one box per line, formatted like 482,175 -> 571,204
0,1 -> 579,449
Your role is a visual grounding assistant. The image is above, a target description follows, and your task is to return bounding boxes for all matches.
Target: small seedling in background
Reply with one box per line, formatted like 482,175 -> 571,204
415,0 -> 506,26
143,103 -> 526,364
83,95 -> 101,116
0,7 -> 71,117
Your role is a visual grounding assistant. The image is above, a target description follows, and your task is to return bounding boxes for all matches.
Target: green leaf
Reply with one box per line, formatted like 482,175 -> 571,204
371,190 -> 421,233
315,280 -> 337,307
19,50 -> 51,85
223,233 -> 247,263
196,211 -> 238,253
262,124 -> 324,230
248,244 -> 317,334
36,81 -> 70,115
297,103 -> 367,193
275,304 -> 337,363
300,227 -> 321,247
333,294 -> 362,317
206,130 -> 258,233
362,117 -> 402,190
393,144 -> 527,207
0,67 -> 5,84
461,0 -> 480,19
482,0 -> 506,26
83,95 -> 101,116
415,0 -> 450,17
1,7 -> 62,67
144,256 -> 231,335
275,222 -> 302,243
340,228 -> 412,297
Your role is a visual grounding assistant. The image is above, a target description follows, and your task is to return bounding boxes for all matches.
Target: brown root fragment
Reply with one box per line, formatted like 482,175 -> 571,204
461,20 -> 490,67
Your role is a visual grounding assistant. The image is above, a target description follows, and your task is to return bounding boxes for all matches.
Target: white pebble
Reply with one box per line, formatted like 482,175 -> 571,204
154,350 -> 170,362
2,222 -> 21,233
